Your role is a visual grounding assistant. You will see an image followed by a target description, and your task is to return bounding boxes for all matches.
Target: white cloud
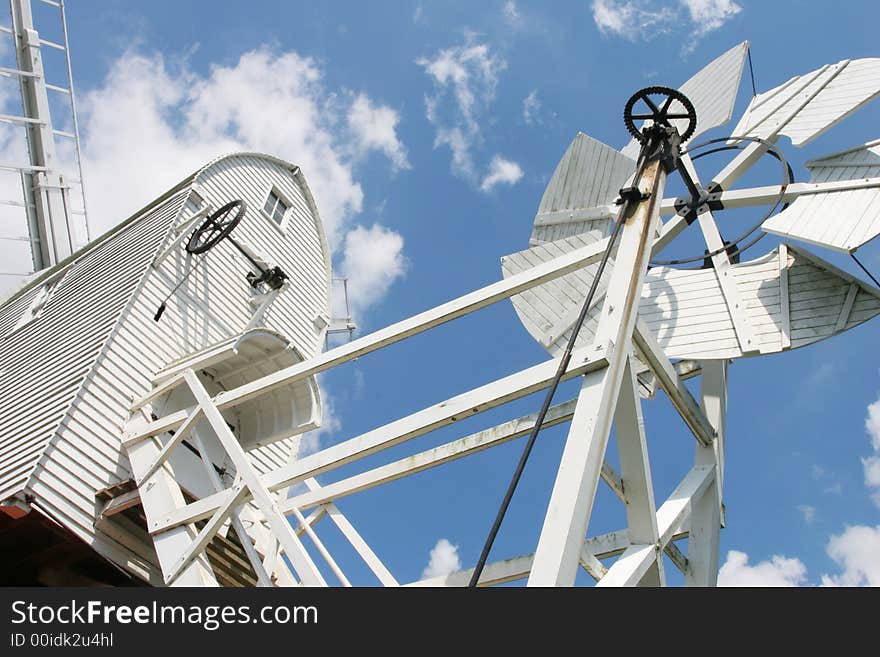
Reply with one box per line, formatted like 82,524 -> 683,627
339,224 -> 407,318
863,394 -> 880,507
522,89 -> 541,126
866,394 -> 880,450
797,504 -> 817,525
820,525 -> 880,586
347,93 -> 410,171
480,155 -> 523,192
591,0 -> 675,39
680,0 -> 742,36
422,538 -> 461,579
417,37 -> 510,188
77,47 -> 408,252
590,0 -> 740,44
718,550 -> 808,587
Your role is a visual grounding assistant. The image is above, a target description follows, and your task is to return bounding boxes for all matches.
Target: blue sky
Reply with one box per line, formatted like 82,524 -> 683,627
2,0 -> 880,586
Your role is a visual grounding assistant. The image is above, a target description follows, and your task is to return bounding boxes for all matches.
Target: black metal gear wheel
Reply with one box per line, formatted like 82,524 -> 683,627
623,86 -> 697,144
186,199 -> 246,255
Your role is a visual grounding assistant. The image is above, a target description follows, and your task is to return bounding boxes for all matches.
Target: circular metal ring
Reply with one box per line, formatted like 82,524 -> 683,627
649,135 -> 794,268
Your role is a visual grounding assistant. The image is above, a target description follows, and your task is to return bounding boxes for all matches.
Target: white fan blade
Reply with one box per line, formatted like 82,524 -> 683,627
622,41 -> 749,159
642,244 -> 880,360
531,132 -> 635,246
762,139 -> 880,252
502,232 -> 614,357
503,236 -> 880,361
731,58 -> 880,147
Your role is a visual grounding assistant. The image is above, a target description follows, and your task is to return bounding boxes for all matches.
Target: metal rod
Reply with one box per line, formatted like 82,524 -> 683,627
851,252 -> 880,288
227,235 -> 267,274
747,47 -> 757,98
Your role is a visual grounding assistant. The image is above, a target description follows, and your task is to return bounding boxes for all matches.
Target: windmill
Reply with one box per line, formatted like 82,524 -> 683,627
1,38 -> 879,586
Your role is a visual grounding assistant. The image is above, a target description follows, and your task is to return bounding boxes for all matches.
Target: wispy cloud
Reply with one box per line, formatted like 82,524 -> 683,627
502,1 -> 522,26
522,89 -> 541,126
864,393 -> 880,507
417,36 -> 523,192
347,93 -> 410,172
796,504 -> 817,525
481,155 -> 523,192
591,0 -> 741,51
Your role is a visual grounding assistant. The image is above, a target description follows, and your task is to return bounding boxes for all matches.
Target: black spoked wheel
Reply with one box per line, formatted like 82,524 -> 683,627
186,199 -> 246,255
624,86 -> 697,144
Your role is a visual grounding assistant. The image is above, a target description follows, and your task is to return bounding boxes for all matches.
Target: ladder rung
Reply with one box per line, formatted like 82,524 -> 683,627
0,200 -> 34,208
0,235 -> 37,242
0,161 -> 49,172
38,0 -> 62,7
0,66 -> 38,79
39,38 -> 65,51
52,129 -> 75,138
0,114 -> 46,126
45,83 -> 70,94
0,26 -> 11,35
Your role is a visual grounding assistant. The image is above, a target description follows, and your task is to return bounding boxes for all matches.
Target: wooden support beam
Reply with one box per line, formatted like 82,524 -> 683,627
165,482 -> 247,585
529,156 -> 666,587
282,399 -> 629,513
182,370 -> 327,586
136,408 -> 203,484
779,244 -> 792,349
150,347 -> 610,534
614,355 -> 664,586
686,360 -> 727,587
633,319 -> 715,447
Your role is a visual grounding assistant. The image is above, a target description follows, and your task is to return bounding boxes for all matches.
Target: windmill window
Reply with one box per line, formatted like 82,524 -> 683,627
6,270 -> 67,336
262,189 -> 290,227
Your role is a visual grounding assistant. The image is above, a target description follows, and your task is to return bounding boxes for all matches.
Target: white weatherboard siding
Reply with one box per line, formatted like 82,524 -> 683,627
0,153 -> 331,583
0,189 -> 188,506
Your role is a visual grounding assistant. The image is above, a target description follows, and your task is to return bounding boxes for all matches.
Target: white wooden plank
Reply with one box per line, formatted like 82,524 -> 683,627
835,283 -> 859,331
779,244 -> 791,349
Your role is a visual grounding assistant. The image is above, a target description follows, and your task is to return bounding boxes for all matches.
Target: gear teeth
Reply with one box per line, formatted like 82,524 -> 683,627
623,86 -> 697,145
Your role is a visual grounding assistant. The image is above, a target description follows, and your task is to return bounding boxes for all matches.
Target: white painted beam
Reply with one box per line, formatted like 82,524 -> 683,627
614,355 -> 664,586
633,319 -> 715,447
183,370 -> 327,586
283,400 -> 579,512
686,360 -> 727,587
528,157 -> 667,587
151,347 -> 610,534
